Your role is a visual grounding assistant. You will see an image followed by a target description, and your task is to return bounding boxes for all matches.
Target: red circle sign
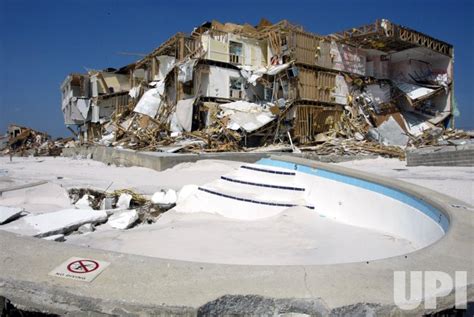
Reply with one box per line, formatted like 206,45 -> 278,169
67,260 -> 99,274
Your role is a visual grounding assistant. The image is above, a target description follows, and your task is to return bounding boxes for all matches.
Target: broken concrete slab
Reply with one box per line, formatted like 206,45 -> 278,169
78,223 -> 95,234
74,194 -> 93,210
0,209 -> 108,237
0,206 -> 24,225
0,182 -> 73,214
42,234 -> 65,242
198,295 -> 329,316
116,193 -> 132,209
108,209 -> 138,229
370,116 -> 409,147
151,189 -> 177,205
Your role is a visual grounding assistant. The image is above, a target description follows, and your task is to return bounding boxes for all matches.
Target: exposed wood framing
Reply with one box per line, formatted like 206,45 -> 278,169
331,19 -> 453,57
398,26 -> 452,56
289,30 -> 322,66
291,68 -> 336,103
294,105 -> 343,144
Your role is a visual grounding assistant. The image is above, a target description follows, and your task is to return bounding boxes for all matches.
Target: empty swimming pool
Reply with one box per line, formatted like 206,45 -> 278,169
68,156 -> 449,265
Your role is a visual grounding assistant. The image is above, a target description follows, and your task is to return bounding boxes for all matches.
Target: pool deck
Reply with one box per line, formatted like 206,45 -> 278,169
0,155 -> 472,316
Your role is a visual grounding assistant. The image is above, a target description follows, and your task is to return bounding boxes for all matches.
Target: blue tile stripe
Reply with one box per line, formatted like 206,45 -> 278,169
198,187 -> 315,210
257,158 -> 449,232
221,176 -> 305,192
240,165 -> 296,176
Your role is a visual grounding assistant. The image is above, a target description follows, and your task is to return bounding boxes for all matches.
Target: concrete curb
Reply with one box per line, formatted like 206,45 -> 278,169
61,145 -> 377,171
1,156 -> 472,315
62,146 -> 274,171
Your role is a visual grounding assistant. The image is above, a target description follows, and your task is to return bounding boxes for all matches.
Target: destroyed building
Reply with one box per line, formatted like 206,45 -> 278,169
60,19 -> 456,153
0,124 -> 76,157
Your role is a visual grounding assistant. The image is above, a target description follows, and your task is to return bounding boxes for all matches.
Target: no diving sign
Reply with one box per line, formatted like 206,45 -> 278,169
49,257 -> 110,282
68,259 -> 99,273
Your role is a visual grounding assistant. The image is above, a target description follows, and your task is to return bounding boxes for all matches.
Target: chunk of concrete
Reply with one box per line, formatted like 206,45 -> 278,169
0,206 -> 24,224
74,194 -> 93,210
78,223 -> 95,233
152,189 -> 177,205
116,193 -> 133,209
108,209 -> 138,230
373,116 -> 409,147
43,234 -> 65,242
151,191 -> 165,204
1,209 -> 108,237
164,189 -> 177,204
0,182 -> 73,214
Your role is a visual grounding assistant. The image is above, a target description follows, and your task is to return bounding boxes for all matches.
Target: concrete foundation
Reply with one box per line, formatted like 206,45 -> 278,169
407,144 -> 474,167
61,146 -> 376,171
62,146 -> 273,171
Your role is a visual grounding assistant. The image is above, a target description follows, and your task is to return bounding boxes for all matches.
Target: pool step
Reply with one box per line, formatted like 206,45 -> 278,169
196,185 -> 314,219
176,162 -> 313,220
240,164 -> 296,175
236,163 -> 297,185
218,175 -> 306,201
220,176 -> 305,192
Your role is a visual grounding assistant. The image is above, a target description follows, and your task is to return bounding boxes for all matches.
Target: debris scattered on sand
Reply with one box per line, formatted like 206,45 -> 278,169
1,124 -> 73,157
0,206 -> 24,225
108,209 -> 139,230
1,208 -> 108,238
151,189 -> 177,205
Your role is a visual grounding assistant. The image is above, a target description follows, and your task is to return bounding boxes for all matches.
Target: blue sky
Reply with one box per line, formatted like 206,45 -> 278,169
1,0 -> 473,137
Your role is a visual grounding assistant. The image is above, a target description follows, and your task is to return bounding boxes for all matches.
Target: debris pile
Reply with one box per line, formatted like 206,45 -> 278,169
408,128 -> 474,148
57,19 -> 463,158
1,124 -> 75,157
300,139 -> 407,159
67,187 -> 176,227
0,185 -> 179,241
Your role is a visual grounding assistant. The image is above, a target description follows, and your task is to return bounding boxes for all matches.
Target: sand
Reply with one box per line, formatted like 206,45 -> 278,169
66,207 -> 415,265
336,157 -> 473,206
0,156 -> 240,199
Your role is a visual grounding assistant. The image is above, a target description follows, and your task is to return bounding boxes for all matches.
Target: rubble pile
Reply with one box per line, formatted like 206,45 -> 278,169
408,128 -> 474,148
56,19 -> 464,158
1,125 -> 75,157
67,187 -> 174,228
96,106 -> 243,153
300,138 -> 406,159
0,185 -> 180,241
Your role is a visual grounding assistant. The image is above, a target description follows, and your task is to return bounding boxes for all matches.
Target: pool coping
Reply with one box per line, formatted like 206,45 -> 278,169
0,155 -> 472,315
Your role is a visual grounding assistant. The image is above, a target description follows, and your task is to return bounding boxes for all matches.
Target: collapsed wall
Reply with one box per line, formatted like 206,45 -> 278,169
59,18 -> 462,157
